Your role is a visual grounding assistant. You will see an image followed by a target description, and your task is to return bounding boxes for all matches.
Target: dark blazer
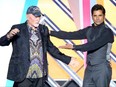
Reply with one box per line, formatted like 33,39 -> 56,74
0,22 -> 71,82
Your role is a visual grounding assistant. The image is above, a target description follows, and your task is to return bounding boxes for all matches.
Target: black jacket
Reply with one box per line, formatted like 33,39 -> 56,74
0,22 -> 71,82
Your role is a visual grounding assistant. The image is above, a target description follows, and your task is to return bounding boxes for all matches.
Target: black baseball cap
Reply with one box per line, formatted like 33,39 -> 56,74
26,6 -> 42,17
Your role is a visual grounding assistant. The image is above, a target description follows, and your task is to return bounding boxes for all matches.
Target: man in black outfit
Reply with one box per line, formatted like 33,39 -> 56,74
0,6 -> 78,87
50,4 -> 114,87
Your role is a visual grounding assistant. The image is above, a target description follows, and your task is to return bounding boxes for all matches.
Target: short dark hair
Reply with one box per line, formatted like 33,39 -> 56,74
91,4 -> 106,15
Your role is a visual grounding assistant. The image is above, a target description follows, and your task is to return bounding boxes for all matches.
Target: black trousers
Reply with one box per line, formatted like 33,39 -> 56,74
83,62 -> 112,87
13,77 -> 47,87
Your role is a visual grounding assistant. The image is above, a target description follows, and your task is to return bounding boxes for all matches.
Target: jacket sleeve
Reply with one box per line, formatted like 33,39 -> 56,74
0,25 -> 18,46
72,28 -> 114,51
0,35 -> 10,46
46,29 -> 71,64
0,25 -> 20,46
50,27 -> 90,40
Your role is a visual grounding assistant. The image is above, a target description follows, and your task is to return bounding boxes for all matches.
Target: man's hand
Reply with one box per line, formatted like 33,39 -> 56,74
69,57 -> 79,67
7,28 -> 20,39
59,44 -> 73,49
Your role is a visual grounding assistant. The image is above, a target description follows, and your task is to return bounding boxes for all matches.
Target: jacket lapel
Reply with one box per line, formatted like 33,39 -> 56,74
21,22 -> 30,58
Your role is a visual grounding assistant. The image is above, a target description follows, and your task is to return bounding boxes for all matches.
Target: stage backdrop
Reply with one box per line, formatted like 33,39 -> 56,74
0,0 -> 116,87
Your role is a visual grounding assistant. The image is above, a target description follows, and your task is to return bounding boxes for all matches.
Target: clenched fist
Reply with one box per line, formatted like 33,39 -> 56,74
7,28 -> 20,39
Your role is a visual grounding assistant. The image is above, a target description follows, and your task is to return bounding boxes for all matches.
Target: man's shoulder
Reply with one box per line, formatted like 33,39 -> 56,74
39,24 -> 48,32
39,24 -> 49,35
12,23 -> 26,27
83,26 -> 92,30
104,24 -> 113,33
39,24 -> 48,29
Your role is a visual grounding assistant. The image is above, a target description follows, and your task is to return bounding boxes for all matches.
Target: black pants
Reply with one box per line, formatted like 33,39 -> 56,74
83,62 -> 112,87
13,77 -> 46,87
